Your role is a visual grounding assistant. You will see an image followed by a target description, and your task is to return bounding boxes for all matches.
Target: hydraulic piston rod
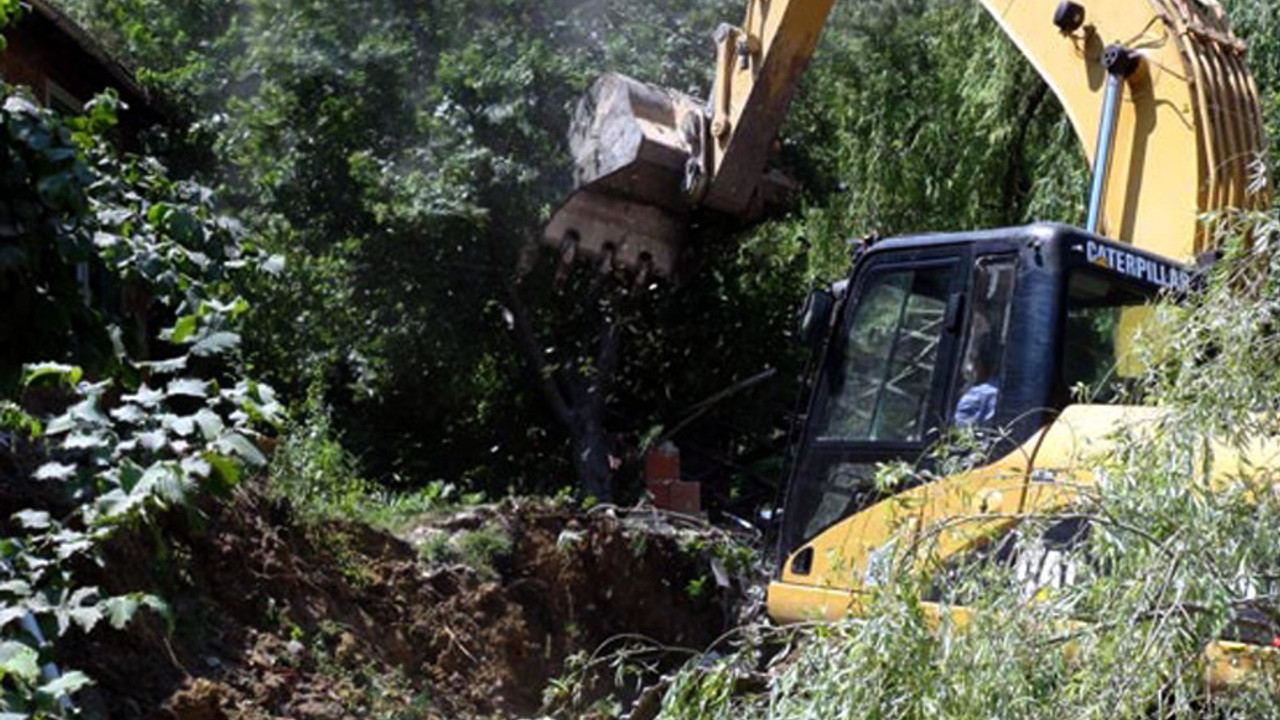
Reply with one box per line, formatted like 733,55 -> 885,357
1086,44 -> 1139,236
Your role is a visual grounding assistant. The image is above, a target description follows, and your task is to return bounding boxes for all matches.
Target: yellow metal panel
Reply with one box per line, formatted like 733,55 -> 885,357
1205,641 -> 1280,690
770,403 -> 1280,624
773,405 -> 1136,605
705,0 -> 1267,259
706,0 -> 838,214
977,0 -> 1201,257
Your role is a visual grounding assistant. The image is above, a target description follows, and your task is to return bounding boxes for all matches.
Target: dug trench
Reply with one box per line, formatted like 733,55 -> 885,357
60,486 -> 749,719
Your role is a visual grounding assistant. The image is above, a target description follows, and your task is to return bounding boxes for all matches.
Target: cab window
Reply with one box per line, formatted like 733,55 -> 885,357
820,265 -> 954,442
954,256 -> 1016,428
1061,270 -> 1158,404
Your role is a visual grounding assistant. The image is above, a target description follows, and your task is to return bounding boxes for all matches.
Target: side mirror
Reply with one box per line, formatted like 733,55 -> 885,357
796,288 -> 835,348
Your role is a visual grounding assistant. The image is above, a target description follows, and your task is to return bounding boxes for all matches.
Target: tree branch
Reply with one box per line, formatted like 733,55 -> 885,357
590,318 -> 620,418
651,367 -> 778,450
505,284 -> 573,428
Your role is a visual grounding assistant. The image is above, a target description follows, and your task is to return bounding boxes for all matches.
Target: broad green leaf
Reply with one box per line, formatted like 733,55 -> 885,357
63,432 -> 108,451
202,452 -> 241,496
101,595 -> 140,630
140,355 -> 188,375
93,230 -> 121,248
136,429 -> 168,452
33,462 -> 77,482
52,530 -> 93,561
37,670 -> 92,699
213,433 -> 266,467
43,414 -> 75,435
110,404 -> 146,424
100,593 -> 167,630
166,378 -> 208,398
193,409 -> 224,440
65,605 -> 103,633
122,384 -> 164,407
191,331 -> 241,357
0,606 -> 27,630
92,488 -> 137,523
11,510 -> 50,530
115,460 -> 144,493
203,452 -> 241,494
68,586 -> 99,607
0,641 -> 39,683
180,455 -> 211,479
68,396 -> 109,426
168,314 -> 199,344
0,580 -> 31,596
164,414 -> 196,437
146,202 -> 173,226
136,463 -> 191,505
20,363 -> 82,388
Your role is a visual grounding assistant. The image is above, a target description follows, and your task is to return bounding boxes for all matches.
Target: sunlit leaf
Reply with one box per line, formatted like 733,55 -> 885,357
193,409 -> 224,440
213,433 -> 266,467
63,432 -> 108,451
33,463 -> 76,482
140,355 -> 188,375
110,404 -> 146,424
37,670 -> 92,699
12,510 -> 50,530
122,384 -> 164,407
166,378 -> 208,398
0,641 -> 39,684
20,362 -> 82,388
191,331 -> 240,357
168,314 -> 199,344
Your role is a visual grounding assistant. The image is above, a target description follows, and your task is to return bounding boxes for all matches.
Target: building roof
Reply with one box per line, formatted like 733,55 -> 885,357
20,0 -> 150,104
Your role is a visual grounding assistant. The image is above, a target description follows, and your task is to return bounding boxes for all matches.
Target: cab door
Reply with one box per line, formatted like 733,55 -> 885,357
780,246 -> 970,568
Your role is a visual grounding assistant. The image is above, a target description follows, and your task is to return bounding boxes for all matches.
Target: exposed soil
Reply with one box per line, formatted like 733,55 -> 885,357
60,487 -> 746,719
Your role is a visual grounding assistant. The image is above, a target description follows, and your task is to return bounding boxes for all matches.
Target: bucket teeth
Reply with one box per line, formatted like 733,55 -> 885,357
540,73 -> 704,280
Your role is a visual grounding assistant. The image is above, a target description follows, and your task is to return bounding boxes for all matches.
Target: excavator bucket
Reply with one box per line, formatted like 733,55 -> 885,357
539,74 -> 707,280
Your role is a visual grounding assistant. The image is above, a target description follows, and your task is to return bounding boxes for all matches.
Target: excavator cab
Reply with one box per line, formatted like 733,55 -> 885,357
540,0 -> 1266,624
777,222 -> 1188,570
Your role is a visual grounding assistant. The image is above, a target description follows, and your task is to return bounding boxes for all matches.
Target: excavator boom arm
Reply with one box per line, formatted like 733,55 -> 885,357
543,0 -> 1268,278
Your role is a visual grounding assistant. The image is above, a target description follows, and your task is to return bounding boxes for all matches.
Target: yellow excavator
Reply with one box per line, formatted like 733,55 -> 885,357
544,0 -> 1273,678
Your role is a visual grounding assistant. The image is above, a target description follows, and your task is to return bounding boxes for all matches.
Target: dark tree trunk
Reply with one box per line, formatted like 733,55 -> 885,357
506,284 -> 619,502
1000,78 -> 1050,225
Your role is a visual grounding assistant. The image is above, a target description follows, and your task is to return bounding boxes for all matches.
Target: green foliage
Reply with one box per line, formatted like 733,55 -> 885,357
0,83 -> 279,716
0,92 -> 99,386
0,0 -> 19,51
267,386 -> 369,519
54,0 -> 1280,502
418,522 -> 512,581
267,384 -> 478,528
51,0 -> 1108,501
767,0 -> 1087,285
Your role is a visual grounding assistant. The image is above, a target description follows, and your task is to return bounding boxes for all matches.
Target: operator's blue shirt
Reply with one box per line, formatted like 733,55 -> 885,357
955,382 -> 998,427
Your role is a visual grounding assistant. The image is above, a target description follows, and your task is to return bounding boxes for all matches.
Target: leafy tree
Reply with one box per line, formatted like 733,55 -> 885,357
54,0 -> 1280,504
0,81 -> 279,715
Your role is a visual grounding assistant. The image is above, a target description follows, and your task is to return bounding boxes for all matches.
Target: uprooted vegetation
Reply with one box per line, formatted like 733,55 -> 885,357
43,487 -> 758,719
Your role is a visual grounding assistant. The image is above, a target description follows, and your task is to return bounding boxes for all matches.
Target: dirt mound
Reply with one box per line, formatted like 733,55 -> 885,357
65,488 -> 746,719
